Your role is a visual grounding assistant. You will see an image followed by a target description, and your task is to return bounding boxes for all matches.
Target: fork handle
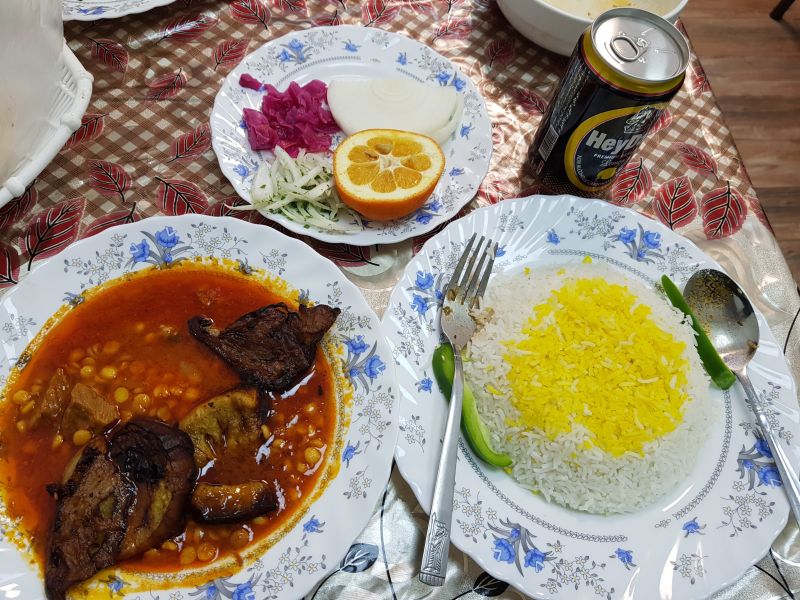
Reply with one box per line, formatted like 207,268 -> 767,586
419,344 -> 463,586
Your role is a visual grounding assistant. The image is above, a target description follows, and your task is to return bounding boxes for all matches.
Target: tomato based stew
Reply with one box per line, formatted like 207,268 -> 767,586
0,264 -> 337,573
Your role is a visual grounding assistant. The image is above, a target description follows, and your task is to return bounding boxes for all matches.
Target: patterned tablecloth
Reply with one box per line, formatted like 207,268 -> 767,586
1,1 -> 799,598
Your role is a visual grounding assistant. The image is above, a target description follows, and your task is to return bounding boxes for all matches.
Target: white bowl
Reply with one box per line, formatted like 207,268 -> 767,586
497,0 -> 689,56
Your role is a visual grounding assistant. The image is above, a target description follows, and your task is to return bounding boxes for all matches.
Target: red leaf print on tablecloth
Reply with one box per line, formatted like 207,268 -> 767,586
313,10 -> 342,26
400,0 -> 435,14
84,203 -> 141,238
654,176 -> 697,229
89,38 -> 128,72
610,158 -> 652,207
513,87 -> 547,115
363,0 -> 399,27
747,195 -> 773,233
648,109 -> 672,135
159,13 -> 217,42
170,124 -> 211,162
674,142 -> 718,179
65,113 -> 105,148
0,243 -> 20,288
485,39 -> 514,67
156,178 -> 208,215
230,0 -> 271,27
701,182 -> 747,239
0,182 -> 37,230
213,39 -> 249,71
478,179 -> 513,205
691,64 -> 711,94
20,197 -> 85,268
146,69 -> 187,102
309,241 -> 377,267
270,0 -> 306,12
434,16 -> 473,40
87,160 -> 132,202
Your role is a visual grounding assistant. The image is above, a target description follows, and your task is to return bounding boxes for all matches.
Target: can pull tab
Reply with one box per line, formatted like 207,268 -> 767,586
610,34 -> 647,62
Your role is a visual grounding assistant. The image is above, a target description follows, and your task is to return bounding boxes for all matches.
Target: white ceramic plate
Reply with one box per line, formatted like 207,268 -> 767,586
210,25 -> 492,246
63,0 -> 176,20
0,215 -> 398,599
385,195 -> 800,600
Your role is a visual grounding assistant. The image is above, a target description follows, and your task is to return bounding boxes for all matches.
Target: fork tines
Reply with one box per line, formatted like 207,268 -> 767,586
446,233 -> 498,309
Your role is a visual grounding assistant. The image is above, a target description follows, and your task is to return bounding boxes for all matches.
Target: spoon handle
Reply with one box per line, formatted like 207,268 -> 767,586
738,370 -> 800,524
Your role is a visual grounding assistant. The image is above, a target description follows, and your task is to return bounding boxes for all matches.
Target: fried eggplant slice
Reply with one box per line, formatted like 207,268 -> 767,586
188,303 -> 339,393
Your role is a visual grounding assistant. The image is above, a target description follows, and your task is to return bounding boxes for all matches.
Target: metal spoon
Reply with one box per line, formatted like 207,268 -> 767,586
683,268 -> 800,524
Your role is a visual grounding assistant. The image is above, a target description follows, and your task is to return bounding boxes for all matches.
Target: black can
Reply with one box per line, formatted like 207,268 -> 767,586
528,8 -> 690,198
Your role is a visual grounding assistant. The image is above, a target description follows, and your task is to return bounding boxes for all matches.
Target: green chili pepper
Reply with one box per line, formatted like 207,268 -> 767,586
431,343 -> 513,467
661,274 -> 736,390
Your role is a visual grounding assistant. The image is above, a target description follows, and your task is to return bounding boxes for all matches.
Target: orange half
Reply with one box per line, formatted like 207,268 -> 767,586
333,129 -> 445,221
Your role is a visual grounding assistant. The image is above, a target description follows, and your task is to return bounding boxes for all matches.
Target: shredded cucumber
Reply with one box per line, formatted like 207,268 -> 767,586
232,147 -> 362,232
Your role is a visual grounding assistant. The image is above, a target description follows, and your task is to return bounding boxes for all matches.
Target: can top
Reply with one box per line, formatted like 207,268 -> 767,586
591,8 -> 689,85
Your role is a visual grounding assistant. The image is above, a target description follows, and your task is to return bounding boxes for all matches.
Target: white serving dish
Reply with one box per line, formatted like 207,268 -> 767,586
497,0 -> 689,56
0,41 -> 92,208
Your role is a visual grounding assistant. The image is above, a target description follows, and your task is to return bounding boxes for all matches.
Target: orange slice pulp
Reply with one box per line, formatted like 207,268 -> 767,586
332,129 -> 445,221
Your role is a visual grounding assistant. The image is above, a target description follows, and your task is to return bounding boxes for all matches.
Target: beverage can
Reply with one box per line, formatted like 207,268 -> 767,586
528,8 -> 690,197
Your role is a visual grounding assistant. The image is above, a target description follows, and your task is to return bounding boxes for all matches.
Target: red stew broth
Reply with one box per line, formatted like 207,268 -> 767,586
0,264 -> 336,573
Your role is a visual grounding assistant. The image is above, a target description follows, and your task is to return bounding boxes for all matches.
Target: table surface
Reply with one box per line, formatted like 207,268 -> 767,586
2,1 -> 800,599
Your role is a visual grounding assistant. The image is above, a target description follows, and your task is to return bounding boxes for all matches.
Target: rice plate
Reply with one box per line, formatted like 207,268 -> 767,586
465,262 -> 715,514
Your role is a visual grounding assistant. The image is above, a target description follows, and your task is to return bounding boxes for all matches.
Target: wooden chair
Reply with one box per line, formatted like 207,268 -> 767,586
771,0 -> 795,20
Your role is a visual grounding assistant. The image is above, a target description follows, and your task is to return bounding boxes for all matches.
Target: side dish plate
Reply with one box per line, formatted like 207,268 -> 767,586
0,215 -> 398,600
210,25 -> 492,245
384,195 -> 800,600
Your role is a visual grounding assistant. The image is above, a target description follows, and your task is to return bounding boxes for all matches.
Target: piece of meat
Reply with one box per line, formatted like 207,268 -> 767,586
44,419 -> 197,599
45,438 -> 136,600
190,481 -> 277,524
188,303 -> 339,393
41,368 -> 70,420
110,419 -> 197,559
60,383 -> 119,437
179,388 -> 263,468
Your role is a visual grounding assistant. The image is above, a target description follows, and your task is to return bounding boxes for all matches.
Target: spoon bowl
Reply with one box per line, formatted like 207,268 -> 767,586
683,269 -> 759,372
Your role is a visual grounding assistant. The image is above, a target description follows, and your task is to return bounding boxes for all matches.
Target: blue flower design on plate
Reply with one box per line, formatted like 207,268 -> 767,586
344,340 -> 384,390
233,164 -> 249,179
496,246 -> 506,257
397,51 -> 407,65
343,40 -> 360,52
614,223 -> 664,263
416,377 -> 433,393
460,123 -> 474,139
303,516 -> 324,533
239,117 -> 247,130
449,167 -> 465,177
759,465 -> 782,487
682,517 -> 706,537
755,438 -> 772,459
435,71 -> 451,86
105,576 -> 124,594
450,74 -> 466,92
524,547 -> 549,572
546,229 -> 560,245
231,582 -> 255,600
414,197 -> 443,225
127,227 -> 192,268
78,6 -> 106,14
278,39 -> 307,64
493,538 -> 515,564
415,271 -> 434,290
612,548 -> 636,570
342,441 -> 361,467
411,294 -> 430,315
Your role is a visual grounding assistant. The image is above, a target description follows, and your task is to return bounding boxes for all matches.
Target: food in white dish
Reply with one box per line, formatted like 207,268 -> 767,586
465,261 -> 715,514
543,0 -> 679,19
326,78 -> 464,145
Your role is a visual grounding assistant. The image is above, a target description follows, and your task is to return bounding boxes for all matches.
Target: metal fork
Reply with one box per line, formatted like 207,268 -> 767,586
419,233 -> 498,587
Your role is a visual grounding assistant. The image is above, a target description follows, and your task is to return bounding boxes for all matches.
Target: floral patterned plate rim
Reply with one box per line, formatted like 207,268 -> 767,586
63,0 -> 176,20
385,195 -> 799,600
210,24 -> 492,246
0,215 -> 399,600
